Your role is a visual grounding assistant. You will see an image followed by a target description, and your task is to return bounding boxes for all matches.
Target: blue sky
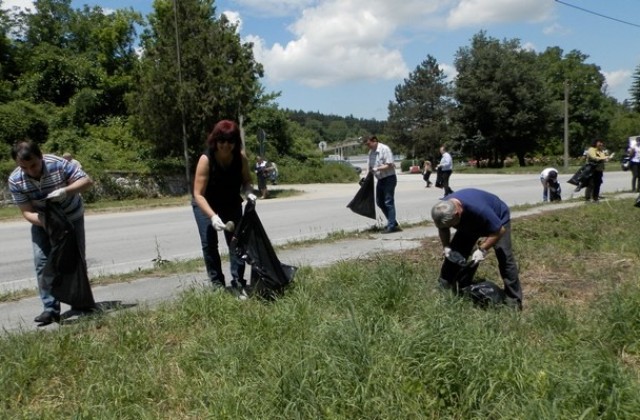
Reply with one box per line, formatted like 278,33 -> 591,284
6,0 -> 640,120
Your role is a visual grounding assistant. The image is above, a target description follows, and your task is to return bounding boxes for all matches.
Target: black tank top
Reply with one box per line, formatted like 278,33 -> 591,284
203,149 -> 242,211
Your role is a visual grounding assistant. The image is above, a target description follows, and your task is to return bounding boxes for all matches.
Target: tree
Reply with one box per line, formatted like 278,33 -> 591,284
630,63 -> 640,113
454,32 -> 553,166
133,0 -> 264,178
537,47 -> 613,156
386,55 -> 453,160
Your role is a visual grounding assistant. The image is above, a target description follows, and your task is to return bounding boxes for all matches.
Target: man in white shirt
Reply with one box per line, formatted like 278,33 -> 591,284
436,145 -> 454,196
363,135 -> 401,233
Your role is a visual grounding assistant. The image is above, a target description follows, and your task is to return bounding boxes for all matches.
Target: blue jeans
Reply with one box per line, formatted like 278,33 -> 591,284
192,203 -> 245,287
32,217 -> 86,314
376,174 -> 398,229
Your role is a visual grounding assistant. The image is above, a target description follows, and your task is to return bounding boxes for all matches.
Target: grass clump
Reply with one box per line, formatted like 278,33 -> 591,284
2,199 -> 640,418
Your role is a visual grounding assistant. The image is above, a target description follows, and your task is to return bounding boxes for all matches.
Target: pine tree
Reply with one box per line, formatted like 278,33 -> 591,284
630,64 -> 640,113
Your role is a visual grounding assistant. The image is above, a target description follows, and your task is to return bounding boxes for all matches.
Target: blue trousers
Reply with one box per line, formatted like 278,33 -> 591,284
192,203 -> 245,287
376,174 -> 398,229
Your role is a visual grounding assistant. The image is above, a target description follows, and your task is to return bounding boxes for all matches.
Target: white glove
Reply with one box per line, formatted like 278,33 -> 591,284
247,193 -> 257,203
46,188 -> 67,202
471,249 -> 487,266
211,215 -> 226,231
443,247 -> 452,258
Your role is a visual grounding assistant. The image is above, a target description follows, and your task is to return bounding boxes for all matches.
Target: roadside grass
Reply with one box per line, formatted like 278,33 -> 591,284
1,198 -> 640,417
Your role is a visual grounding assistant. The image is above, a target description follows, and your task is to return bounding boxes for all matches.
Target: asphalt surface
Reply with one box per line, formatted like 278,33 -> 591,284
2,189 -> 635,335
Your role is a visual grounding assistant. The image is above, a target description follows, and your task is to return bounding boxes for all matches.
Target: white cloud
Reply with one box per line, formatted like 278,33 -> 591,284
447,0 -> 555,28
2,0 -> 34,12
603,69 -> 632,92
222,10 -> 243,32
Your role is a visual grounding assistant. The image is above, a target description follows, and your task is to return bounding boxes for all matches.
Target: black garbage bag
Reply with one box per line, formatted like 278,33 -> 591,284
439,250 -> 506,308
41,201 -> 95,310
347,171 -> 376,219
460,281 -> 506,307
231,200 -> 296,300
567,163 -> 596,190
549,180 -> 562,202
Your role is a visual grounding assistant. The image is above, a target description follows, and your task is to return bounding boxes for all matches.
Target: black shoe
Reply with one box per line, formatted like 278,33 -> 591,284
34,311 -> 60,325
382,226 -> 402,234
226,284 -> 249,300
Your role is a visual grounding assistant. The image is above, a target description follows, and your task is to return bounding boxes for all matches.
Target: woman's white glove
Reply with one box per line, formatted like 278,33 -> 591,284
211,215 -> 226,231
247,193 -> 257,203
471,248 -> 487,266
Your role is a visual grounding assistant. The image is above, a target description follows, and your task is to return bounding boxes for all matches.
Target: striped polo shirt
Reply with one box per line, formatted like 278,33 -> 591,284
8,154 -> 87,221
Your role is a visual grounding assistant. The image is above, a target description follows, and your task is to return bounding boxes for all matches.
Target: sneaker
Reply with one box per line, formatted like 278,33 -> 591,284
34,311 -> 60,325
226,285 -> 249,301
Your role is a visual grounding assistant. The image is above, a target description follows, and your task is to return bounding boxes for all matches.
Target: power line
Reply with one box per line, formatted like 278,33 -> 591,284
555,0 -> 640,29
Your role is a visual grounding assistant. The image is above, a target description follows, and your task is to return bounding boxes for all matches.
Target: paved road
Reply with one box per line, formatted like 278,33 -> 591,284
1,170 -> 634,294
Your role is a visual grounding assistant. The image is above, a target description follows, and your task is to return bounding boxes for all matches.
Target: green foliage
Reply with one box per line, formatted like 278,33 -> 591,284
387,55 -> 454,159
454,31 -> 554,166
629,63 -> 640,113
0,100 -> 49,147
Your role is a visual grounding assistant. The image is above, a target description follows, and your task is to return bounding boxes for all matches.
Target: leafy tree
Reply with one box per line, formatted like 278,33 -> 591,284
133,0 -> 264,179
386,55 -> 453,159
537,47 -> 613,156
630,63 -> 640,113
454,32 -> 553,166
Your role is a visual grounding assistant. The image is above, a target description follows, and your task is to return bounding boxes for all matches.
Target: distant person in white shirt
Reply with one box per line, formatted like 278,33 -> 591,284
540,167 -> 559,202
363,135 -> 401,233
436,145 -> 454,197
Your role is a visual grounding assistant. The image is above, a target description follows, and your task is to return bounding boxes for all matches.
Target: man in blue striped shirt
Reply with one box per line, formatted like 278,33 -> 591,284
8,140 -> 93,325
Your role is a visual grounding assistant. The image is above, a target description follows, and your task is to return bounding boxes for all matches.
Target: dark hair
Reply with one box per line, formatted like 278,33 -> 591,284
11,140 -> 43,161
591,139 -> 603,147
548,170 -> 558,179
364,135 -> 378,143
206,120 -> 242,159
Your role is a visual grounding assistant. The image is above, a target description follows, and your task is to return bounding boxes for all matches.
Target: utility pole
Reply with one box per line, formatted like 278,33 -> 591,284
563,80 -> 569,170
173,0 -> 191,193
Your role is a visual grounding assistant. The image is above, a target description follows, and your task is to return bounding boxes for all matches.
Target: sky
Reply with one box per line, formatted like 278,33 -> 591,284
4,0 -> 640,120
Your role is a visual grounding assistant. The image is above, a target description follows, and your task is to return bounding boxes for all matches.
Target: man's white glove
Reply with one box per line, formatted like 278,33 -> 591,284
443,246 -> 452,258
247,193 -> 257,203
211,215 -> 226,231
46,188 -> 67,202
471,248 -> 487,266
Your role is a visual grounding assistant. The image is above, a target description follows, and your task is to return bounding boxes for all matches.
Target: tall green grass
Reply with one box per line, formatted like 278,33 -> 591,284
1,199 -> 640,418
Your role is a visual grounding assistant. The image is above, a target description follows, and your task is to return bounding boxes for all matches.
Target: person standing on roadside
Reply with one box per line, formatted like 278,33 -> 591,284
192,120 -> 255,298
585,139 -> 612,203
255,156 -> 272,199
431,188 -> 522,309
363,135 -> 401,233
628,137 -> 640,192
422,159 -> 433,188
8,140 -> 94,325
436,145 -> 454,197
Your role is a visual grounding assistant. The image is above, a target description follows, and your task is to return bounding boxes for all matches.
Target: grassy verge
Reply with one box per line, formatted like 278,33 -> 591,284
1,198 -> 640,417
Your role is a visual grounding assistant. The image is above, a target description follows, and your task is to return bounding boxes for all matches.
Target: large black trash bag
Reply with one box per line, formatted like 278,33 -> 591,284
439,250 -> 506,308
231,200 -> 296,300
549,180 -> 562,202
42,201 -> 95,310
346,171 -> 376,219
567,163 -> 596,190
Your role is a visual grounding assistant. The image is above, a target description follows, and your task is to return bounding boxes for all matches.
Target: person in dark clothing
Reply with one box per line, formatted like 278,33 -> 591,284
585,139 -> 612,203
431,188 -> 523,309
192,120 -> 255,298
436,145 -> 454,196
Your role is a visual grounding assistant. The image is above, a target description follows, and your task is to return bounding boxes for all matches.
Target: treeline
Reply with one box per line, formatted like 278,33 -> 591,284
385,32 -> 640,167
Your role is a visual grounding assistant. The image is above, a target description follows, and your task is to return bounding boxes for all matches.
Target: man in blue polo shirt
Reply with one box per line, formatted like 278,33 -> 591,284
8,140 -> 93,325
430,188 -> 523,308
